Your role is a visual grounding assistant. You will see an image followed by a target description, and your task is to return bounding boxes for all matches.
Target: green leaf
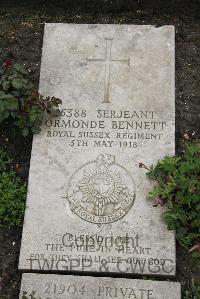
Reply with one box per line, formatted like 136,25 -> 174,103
0,150 -> 27,227
22,127 -> 29,137
2,80 -> 10,91
15,115 -> 26,128
0,100 -> 5,113
0,93 -> 16,100
13,63 -> 28,75
31,126 -> 41,134
10,111 -> 16,118
146,142 -> 200,266
4,110 -> 10,119
176,226 -> 188,240
4,98 -> 19,111
12,78 -> 25,90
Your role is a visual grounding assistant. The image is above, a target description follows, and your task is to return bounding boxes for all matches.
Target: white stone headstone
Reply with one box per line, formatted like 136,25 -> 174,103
19,24 -> 175,276
20,273 -> 181,299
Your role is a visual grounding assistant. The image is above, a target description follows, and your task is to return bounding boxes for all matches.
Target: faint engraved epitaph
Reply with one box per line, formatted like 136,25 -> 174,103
86,38 -> 130,103
67,154 -> 135,224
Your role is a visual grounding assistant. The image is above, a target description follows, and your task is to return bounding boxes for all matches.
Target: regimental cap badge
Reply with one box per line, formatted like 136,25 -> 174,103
67,154 -> 136,225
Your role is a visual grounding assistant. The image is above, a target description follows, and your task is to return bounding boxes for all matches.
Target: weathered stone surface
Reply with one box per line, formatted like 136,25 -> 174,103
19,24 -> 175,275
20,273 -> 181,299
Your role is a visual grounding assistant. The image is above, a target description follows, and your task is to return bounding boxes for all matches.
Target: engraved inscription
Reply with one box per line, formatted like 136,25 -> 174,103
22,282 -> 155,299
67,154 -> 135,224
45,108 -> 167,149
86,38 -> 130,103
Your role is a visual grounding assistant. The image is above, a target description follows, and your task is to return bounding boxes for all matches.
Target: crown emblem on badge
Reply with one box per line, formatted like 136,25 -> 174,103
67,154 -> 136,225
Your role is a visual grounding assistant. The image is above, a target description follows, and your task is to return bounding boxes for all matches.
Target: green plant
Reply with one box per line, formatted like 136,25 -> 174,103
0,149 -> 27,226
0,57 -> 62,136
140,143 -> 200,263
182,279 -> 200,299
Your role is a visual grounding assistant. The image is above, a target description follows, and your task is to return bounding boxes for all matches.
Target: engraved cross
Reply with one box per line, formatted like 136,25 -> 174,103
86,38 -> 130,103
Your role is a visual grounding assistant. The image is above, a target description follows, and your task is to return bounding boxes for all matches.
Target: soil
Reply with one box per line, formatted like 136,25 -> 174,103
0,1 -> 200,298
